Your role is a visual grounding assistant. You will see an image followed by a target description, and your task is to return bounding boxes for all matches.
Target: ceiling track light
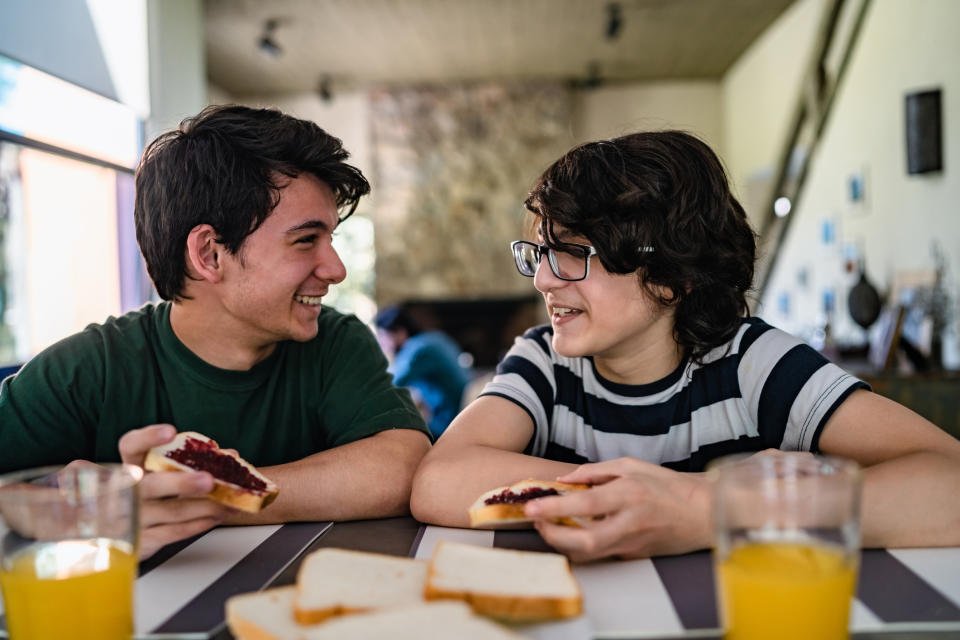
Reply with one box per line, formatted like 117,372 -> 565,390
317,76 -> 333,103
606,3 -> 623,41
258,18 -> 285,58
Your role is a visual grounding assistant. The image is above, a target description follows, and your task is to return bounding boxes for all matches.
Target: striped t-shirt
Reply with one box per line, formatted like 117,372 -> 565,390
479,317 -> 868,472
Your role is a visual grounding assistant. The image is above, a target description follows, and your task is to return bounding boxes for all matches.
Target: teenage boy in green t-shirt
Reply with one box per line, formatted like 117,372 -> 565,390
0,105 -> 431,559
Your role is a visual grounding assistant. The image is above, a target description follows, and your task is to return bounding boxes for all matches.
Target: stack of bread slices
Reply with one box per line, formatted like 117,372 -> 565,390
226,542 -> 582,639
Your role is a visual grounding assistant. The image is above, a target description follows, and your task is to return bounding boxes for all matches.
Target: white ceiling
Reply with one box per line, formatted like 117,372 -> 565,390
205,0 -> 797,95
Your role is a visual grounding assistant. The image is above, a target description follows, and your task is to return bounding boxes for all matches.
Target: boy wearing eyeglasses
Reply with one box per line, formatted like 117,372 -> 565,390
411,131 -> 960,561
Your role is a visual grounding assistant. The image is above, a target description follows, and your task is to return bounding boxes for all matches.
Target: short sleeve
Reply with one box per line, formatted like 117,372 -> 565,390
737,325 -> 869,452
0,331 -> 105,471
478,326 -> 557,456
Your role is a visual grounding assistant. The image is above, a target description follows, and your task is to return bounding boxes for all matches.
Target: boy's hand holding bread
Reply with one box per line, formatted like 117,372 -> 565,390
144,430 -> 278,513
468,478 -> 591,529
119,425 -> 278,560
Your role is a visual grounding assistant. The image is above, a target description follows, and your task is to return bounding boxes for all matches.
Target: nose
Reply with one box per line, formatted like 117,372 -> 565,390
533,255 -> 564,293
315,242 -> 347,284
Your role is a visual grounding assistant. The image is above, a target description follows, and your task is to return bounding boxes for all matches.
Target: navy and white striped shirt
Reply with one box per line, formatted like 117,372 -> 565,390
479,318 -> 868,472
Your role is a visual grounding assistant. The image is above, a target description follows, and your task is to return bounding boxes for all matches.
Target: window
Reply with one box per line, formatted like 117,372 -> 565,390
0,55 -> 146,365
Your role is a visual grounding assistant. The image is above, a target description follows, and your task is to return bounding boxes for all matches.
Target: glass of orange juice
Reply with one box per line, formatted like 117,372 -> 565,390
0,463 -> 142,640
712,453 -> 861,640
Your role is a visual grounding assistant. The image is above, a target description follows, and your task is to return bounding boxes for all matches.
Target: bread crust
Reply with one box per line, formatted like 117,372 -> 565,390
144,431 -> 278,514
292,603 -> 368,625
424,584 -> 583,622
424,546 -> 583,622
223,617 -> 283,640
468,479 -> 589,529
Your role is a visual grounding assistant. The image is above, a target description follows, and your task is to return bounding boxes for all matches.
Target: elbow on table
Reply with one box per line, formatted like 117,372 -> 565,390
409,454 -> 457,526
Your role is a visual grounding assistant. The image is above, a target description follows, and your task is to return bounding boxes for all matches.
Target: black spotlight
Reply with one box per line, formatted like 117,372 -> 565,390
606,3 -> 623,40
258,18 -> 284,58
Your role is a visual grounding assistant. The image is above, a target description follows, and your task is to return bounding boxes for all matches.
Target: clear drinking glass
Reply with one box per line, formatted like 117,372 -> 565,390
712,453 -> 862,640
0,463 -> 142,640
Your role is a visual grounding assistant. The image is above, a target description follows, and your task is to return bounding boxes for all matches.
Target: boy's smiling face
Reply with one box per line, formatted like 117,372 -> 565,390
532,227 -> 678,382
215,173 -> 347,348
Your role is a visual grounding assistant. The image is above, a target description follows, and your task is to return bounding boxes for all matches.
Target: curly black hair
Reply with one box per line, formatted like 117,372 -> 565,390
524,131 -> 756,363
135,104 -> 370,301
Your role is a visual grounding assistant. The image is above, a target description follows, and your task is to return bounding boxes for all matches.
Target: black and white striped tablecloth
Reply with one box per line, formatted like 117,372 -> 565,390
0,522 -> 331,640
2,521 -> 958,639
410,526 -> 960,640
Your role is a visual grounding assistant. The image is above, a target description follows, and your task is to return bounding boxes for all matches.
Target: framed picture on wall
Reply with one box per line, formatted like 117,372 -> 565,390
869,306 -> 905,372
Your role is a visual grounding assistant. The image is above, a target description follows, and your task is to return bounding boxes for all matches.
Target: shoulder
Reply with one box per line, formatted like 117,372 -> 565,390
36,303 -> 164,361
697,317 -> 804,363
8,303 -> 166,394
499,324 -> 553,365
495,324 -> 589,378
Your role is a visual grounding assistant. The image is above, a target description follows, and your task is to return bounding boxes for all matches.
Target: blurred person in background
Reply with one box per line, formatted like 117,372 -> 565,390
375,305 -> 471,437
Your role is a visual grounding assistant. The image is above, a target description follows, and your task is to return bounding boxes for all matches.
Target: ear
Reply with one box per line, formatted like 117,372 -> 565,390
185,224 -> 224,284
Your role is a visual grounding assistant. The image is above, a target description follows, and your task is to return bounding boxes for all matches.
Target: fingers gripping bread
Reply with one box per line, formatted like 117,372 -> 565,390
144,431 -> 278,513
468,478 -> 589,529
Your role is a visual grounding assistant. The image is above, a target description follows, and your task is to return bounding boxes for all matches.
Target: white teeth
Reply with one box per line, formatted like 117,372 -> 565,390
294,294 -> 323,305
553,307 -> 577,316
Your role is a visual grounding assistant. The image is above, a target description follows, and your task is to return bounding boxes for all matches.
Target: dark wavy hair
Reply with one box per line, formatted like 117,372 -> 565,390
524,131 -> 756,363
134,104 -> 370,301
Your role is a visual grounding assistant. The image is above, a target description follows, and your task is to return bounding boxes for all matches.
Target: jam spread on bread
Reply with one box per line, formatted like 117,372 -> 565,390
484,486 -> 559,505
166,437 -> 267,492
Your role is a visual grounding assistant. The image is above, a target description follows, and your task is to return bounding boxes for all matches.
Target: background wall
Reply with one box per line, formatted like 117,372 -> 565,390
743,0 -> 959,356
572,81 -> 723,152
145,0 -> 206,140
721,0 -> 824,229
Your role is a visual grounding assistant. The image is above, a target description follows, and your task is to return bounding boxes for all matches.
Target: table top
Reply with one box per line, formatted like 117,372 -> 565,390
5,517 -> 959,640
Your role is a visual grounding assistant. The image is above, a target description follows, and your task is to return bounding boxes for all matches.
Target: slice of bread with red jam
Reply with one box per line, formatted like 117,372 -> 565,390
145,431 -> 279,513
468,479 -> 589,529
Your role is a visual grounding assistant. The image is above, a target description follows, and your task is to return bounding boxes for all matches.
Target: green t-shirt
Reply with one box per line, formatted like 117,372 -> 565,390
0,303 -> 429,471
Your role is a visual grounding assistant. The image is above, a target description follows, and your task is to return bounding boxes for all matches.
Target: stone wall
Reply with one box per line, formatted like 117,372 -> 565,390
369,82 -> 573,303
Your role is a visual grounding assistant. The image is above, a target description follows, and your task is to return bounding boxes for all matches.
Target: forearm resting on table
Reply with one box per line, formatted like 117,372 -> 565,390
860,449 -> 960,548
411,443 -> 577,528
225,429 -> 430,525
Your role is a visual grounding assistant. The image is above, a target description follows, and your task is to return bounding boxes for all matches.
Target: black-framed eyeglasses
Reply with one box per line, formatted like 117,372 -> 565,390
510,240 -> 598,282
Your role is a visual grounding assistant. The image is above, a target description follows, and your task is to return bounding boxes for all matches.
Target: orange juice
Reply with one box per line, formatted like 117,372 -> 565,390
0,538 -> 137,640
717,542 -> 857,640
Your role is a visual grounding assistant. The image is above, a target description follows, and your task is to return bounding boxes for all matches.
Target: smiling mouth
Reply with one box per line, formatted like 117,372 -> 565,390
552,306 -> 582,318
294,294 -> 323,305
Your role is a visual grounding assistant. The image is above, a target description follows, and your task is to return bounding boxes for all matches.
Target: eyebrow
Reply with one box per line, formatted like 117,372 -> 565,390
284,219 -> 333,235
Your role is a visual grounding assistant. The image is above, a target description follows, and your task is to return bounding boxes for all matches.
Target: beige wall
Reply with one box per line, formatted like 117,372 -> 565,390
572,81 -> 724,152
227,90 -> 374,212
206,0 -> 960,364
721,0 -> 825,226
748,0 -> 960,353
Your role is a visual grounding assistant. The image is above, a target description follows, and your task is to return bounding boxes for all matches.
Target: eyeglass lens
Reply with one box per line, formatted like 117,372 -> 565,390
513,242 -> 589,280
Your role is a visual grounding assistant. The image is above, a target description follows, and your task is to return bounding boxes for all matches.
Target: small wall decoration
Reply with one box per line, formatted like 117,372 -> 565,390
905,88 -> 943,175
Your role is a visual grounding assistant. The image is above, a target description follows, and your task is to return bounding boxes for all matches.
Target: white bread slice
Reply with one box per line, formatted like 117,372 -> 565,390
144,431 -> 278,513
226,586 -> 311,640
293,548 -> 428,624
468,478 -> 589,529
301,602 -> 522,639
425,541 -> 583,622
